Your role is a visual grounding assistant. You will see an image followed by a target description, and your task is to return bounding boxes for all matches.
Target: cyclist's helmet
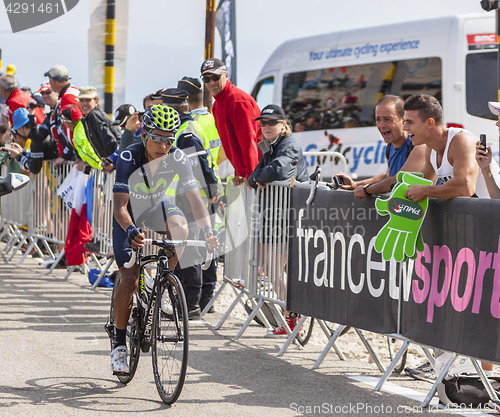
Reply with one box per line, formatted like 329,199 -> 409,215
142,104 -> 180,134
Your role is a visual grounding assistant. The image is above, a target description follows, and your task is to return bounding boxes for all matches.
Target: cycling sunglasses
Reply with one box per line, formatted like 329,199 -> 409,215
145,130 -> 175,145
202,74 -> 222,83
41,90 -> 53,95
259,120 -> 281,127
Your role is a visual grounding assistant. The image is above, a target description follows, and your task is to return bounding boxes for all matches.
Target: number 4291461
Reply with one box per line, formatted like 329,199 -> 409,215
5,3 -> 59,13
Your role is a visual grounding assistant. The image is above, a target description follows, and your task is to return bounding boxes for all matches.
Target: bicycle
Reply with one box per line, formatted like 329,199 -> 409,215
105,237 -> 214,404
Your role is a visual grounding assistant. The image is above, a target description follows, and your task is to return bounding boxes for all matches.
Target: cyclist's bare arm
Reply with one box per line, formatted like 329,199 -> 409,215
113,191 -> 145,249
185,189 -> 219,250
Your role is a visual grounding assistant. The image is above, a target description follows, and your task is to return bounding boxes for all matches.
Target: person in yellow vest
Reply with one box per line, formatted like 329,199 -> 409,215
162,88 -> 220,318
60,105 -> 101,171
177,77 -> 224,313
4,107 -> 31,173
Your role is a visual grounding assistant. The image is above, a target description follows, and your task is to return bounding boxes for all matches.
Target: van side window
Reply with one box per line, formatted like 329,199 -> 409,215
466,52 -> 497,121
251,77 -> 275,110
282,58 -> 442,132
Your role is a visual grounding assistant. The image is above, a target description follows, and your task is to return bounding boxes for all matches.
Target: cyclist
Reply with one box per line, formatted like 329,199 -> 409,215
111,104 -> 219,373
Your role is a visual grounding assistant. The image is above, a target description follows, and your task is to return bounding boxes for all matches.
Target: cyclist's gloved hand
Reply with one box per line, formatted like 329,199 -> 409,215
126,224 -> 141,245
204,226 -> 220,251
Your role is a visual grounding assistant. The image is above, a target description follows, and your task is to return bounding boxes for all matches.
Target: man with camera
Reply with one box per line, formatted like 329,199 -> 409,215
335,95 -> 425,197
43,65 -> 79,169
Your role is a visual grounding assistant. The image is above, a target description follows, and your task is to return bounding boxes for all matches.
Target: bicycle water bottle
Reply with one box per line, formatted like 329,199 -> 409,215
144,276 -> 154,300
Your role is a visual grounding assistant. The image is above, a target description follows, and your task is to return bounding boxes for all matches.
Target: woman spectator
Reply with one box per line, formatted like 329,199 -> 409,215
248,104 -> 308,337
78,86 -> 120,160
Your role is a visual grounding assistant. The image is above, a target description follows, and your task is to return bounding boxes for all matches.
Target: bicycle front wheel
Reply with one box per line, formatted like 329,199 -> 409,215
152,273 -> 189,404
108,272 -> 141,384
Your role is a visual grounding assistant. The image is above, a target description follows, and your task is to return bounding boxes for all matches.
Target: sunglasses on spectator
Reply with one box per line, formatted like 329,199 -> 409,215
145,130 -> 175,145
202,74 -> 222,83
41,90 -> 53,95
259,120 -> 281,127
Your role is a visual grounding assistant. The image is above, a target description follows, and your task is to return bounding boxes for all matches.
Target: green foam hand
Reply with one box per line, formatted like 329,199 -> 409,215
374,172 -> 432,262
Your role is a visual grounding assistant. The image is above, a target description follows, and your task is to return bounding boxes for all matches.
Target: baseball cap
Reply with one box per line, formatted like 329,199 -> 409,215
255,104 -> 287,121
60,105 -> 82,122
12,108 -> 29,130
177,76 -> 202,95
161,88 -> 189,104
113,104 -> 136,127
488,102 -> 500,116
37,81 -> 51,93
44,65 -> 70,82
150,89 -> 164,101
5,65 -> 16,76
200,58 -> 227,75
79,86 -> 98,100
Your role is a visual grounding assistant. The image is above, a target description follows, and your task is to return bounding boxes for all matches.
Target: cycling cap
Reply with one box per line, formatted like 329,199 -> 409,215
142,104 -> 180,133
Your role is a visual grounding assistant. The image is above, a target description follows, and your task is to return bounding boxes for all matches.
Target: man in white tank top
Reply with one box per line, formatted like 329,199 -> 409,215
402,94 -> 481,202
401,93 -> 494,376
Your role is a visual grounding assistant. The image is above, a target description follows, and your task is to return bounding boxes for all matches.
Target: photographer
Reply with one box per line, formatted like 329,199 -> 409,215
26,83 -> 59,174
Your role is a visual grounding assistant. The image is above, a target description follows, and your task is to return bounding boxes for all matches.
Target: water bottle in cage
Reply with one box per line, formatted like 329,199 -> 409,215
139,273 -> 154,309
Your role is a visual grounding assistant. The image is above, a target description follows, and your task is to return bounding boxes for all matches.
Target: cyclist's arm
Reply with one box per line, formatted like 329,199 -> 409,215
113,191 -> 145,248
184,188 -> 212,232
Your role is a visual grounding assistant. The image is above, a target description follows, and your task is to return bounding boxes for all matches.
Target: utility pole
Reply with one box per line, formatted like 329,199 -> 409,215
204,0 -> 216,111
104,0 -> 116,116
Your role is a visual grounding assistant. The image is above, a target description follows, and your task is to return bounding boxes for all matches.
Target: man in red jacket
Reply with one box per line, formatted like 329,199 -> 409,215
200,58 -> 260,186
0,75 -> 44,127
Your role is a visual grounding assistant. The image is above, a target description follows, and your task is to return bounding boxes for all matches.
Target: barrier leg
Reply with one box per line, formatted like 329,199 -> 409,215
91,257 -> 115,290
47,250 -> 65,275
214,289 -> 246,330
421,353 -> 456,408
355,328 -> 385,373
471,358 -> 499,401
316,319 -> 345,361
8,233 -> 27,261
374,340 -> 410,391
277,315 -> 308,357
234,299 -> 264,340
4,226 -> 21,253
201,279 -> 228,317
18,236 -> 36,264
313,324 -> 347,369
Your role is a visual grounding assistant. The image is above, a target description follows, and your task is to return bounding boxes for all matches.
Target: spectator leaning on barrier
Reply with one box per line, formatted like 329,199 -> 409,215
0,74 -> 45,130
200,58 -> 261,186
475,101 -> 500,200
402,93 -> 494,379
44,65 -> 79,169
60,104 -> 100,171
79,86 -> 120,160
247,104 -> 308,337
26,82 -> 61,174
336,95 -> 426,198
5,108 -> 31,173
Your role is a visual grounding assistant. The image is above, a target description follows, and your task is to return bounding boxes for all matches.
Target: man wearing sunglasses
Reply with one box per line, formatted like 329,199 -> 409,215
200,58 -> 261,186
111,104 -> 219,373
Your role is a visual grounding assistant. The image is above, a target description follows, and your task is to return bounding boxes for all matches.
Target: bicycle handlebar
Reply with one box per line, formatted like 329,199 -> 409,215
123,238 -> 216,269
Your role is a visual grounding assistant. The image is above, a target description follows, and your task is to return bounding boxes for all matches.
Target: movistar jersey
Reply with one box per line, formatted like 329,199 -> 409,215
113,141 -> 198,220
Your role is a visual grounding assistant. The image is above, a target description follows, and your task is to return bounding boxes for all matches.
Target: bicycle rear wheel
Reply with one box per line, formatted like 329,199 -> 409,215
108,272 -> 141,384
152,273 -> 189,404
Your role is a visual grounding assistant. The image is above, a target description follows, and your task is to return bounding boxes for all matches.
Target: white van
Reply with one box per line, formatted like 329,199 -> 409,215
251,14 -> 498,178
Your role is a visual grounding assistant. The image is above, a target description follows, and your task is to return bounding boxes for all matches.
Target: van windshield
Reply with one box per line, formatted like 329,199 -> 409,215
282,57 -> 442,132
466,52 -> 498,121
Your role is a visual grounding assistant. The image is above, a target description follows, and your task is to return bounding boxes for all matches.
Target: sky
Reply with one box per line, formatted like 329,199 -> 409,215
0,0 -> 488,112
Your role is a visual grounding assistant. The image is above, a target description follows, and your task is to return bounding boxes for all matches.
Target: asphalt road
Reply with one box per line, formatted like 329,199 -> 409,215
0,253 -> 485,416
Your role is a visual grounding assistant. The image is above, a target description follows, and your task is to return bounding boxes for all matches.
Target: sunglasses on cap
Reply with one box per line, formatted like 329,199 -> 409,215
202,74 -> 222,84
259,120 -> 281,127
145,130 -> 175,145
